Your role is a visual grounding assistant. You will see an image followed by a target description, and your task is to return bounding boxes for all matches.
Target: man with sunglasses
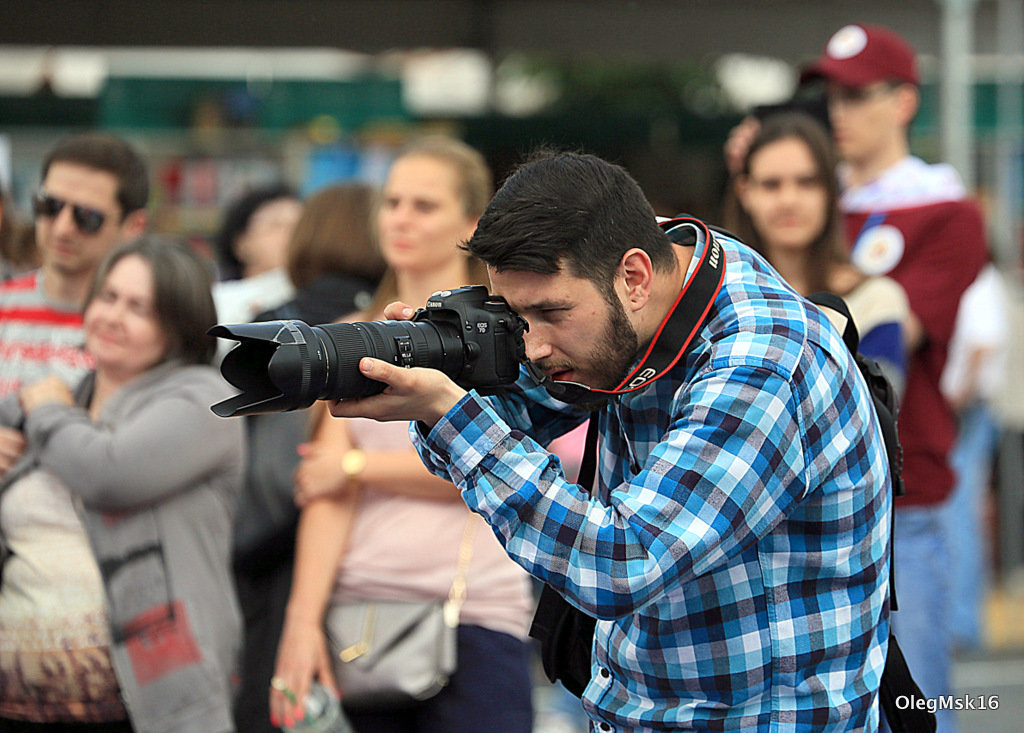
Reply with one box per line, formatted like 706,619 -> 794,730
0,132 -> 148,404
800,25 -> 987,732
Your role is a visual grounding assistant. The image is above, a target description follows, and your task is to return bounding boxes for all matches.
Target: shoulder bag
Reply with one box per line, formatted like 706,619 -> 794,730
324,514 -> 478,711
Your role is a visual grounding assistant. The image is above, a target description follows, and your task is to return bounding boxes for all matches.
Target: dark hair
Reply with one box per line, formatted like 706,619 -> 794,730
465,150 -> 676,298
214,184 -> 298,280
87,236 -> 218,365
1,191 -> 38,275
287,183 -> 385,289
725,112 -> 846,294
41,133 -> 149,218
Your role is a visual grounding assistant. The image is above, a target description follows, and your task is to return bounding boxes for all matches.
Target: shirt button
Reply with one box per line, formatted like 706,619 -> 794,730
599,724 -> 612,732
599,667 -> 610,679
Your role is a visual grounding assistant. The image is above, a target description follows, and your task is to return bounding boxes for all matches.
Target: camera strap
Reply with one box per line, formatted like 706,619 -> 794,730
524,216 -> 725,404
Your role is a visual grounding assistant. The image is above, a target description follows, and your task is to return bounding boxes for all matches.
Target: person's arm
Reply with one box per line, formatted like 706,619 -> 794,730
442,364 -> 812,619
23,376 -> 240,510
900,201 -> 987,351
294,405 -> 463,506
344,354 -> 813,620
947,345 -> 996,411
0,393 -> 26,477
270,492 -> 358,729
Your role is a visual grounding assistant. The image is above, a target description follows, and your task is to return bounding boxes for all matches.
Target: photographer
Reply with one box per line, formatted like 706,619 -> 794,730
330,151 -> 894,731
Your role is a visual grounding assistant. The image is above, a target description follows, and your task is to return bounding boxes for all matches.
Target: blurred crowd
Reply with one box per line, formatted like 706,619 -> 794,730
0,20 -> 1016,733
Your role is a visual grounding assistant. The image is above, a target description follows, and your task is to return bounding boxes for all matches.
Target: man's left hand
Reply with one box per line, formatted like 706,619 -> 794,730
328,357 -> 466,427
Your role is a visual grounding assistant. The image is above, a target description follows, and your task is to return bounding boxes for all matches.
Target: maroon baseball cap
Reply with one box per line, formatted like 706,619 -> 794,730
800,24 -> 919,88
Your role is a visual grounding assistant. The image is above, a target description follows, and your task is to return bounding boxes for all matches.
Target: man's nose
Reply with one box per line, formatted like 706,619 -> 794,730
523,329 -> 551,363
51,204 -> 79,237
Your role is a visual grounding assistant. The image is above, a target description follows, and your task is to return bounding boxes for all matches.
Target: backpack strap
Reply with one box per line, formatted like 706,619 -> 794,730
808,291 -> 934,732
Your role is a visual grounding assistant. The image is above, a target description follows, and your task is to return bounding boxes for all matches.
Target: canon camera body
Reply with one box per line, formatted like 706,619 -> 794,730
210,285 -> 528,417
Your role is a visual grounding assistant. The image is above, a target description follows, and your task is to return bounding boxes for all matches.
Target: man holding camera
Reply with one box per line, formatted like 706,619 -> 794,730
331,151 -> 892,731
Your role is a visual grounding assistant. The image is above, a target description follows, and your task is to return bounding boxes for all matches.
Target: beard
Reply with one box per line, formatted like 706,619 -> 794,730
569,290 -> 638,397
585,294 -> 641,392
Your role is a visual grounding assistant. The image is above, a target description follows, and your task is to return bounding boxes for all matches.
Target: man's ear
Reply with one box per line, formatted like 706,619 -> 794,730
618,249 -> 654,311
894,84 -> 919,129
120,209 -> 148,241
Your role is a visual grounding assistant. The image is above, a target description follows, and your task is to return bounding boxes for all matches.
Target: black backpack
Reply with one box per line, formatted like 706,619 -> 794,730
529,290 -> 936,732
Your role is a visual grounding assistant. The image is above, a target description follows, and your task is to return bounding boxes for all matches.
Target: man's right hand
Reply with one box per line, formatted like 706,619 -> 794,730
0,426 -> 26,476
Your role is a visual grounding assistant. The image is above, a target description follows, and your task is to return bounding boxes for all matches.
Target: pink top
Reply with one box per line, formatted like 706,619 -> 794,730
331,418 -> 533,639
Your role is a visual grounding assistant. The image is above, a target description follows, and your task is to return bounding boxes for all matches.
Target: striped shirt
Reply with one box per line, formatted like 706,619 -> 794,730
415,234 -> 891,731
0,270 -> 93,397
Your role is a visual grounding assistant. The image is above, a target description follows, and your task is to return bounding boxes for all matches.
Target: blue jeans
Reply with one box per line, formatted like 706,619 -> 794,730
888,505 -> 956,733
943,403 -> 999,649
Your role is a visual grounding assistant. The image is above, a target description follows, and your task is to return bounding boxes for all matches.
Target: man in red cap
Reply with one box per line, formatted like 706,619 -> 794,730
803,23 -> 987,732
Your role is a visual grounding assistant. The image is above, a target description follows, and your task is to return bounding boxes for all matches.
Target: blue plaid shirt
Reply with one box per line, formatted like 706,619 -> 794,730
414,234 -> 891,731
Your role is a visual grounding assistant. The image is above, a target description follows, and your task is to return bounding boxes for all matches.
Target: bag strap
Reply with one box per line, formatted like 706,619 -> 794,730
578,413 -> 601,495
443,515 -> 479,627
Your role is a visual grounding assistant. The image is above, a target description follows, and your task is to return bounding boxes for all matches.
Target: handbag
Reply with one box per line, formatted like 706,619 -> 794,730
324,515 -> 478,711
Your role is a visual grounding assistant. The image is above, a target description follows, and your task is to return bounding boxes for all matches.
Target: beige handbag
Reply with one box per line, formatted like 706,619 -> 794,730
324,515 -> 478,711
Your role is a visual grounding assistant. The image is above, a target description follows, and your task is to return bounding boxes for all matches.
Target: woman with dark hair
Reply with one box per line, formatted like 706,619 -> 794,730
0,236 -> 245,732
213,184 -> 302,328
726,112 -> 909,392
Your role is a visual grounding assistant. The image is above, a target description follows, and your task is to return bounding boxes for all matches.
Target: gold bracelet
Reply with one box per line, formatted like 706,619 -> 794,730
340,448 -> 367,480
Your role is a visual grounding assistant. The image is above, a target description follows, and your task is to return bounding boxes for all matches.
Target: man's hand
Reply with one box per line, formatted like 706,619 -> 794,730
19,376 -> 73,415
328,300 -> 467,426
328,358 -> 467,427
0,426 -> 26,476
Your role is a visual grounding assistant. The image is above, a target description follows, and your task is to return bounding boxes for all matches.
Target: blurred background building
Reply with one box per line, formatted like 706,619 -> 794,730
1,1 -> 1022,729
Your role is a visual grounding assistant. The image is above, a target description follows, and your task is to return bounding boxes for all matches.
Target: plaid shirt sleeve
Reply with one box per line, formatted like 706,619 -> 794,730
412,367 -> 588,484
418,361 -> 808,618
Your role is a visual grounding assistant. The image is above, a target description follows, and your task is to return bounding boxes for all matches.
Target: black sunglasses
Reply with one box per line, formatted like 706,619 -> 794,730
33,191 -> 107,235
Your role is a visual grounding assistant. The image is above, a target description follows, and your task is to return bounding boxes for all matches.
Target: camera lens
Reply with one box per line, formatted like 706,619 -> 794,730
210,285 -> 526,418
313,320 -> 465,400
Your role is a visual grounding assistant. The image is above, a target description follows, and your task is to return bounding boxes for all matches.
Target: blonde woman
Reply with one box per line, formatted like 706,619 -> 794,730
270,138 -> 534,733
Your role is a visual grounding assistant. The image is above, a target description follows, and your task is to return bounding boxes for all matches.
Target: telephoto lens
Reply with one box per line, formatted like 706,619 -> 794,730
210,285 -> 527,418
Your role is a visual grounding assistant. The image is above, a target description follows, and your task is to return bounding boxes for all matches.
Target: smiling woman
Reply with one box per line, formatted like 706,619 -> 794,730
0,236 -> 245,733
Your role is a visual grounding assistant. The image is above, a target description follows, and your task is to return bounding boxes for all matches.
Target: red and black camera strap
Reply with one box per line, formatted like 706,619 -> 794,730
524,216 -> 726,405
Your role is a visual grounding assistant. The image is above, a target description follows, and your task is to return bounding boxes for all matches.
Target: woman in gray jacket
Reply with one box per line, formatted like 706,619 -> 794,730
0,236 -> 245,733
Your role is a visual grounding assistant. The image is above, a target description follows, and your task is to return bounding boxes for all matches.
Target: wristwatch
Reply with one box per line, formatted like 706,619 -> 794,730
340,448 -> 367,480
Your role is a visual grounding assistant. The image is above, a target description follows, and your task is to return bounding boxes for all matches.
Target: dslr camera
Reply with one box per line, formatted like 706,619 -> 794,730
210,285 -> 528,417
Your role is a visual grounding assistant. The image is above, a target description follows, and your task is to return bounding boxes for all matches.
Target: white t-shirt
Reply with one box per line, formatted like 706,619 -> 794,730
940,264 -> 1009,404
